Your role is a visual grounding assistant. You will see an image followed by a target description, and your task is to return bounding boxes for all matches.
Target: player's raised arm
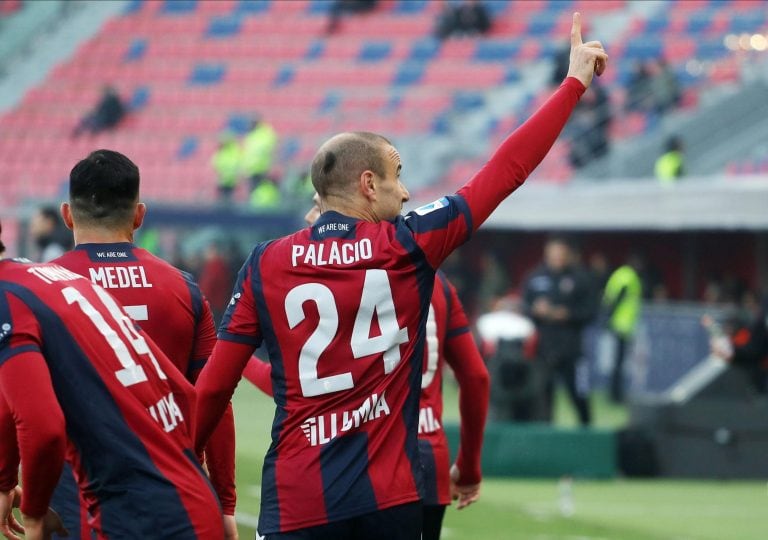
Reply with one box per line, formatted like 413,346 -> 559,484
456,12 -> 607,233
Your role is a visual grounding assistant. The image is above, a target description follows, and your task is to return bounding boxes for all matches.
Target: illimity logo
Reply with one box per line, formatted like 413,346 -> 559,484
300,392 -> 391,447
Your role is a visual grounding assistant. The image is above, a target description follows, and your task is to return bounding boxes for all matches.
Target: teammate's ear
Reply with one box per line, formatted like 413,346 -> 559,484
133,203 -> 147,230
60,202 -> 74,230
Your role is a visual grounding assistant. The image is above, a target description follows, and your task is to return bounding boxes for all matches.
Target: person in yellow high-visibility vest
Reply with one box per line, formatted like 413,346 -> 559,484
241,116 -> 278,192
602,254 -> 643,403
654,135 -> 684,186
211,131 -> 242,204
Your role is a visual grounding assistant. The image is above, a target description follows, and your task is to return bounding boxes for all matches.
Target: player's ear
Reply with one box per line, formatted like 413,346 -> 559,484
133,203 -> 147,230
360,170 -> 376,201
60,202 -> 74,230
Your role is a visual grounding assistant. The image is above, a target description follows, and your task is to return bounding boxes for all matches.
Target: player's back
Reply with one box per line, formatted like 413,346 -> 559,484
54,242 -> 212,374
0,258 -> 222,539
222,210 -> 450,531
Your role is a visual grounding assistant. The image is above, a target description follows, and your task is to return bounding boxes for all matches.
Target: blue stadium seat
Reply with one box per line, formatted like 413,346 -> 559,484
643,17 -> 668,34
279,137 -> 300,161
485,0 -> 510,16
273,65 -> 295,87
696,39 -> 728,60
687,10 -> 714,33
527,14 -> 556,36
393,0 -> 428,13
453,91 -> 485,112
124,38 -> 147,62
393,61 -> 425,86
236,0 -> 271,15
227,114 -> 252,135
161,0 -> 197,14
730,11 -> 765,33
409,38 -> 440,62
177,136 -> 199,160
383,94 -> 402,113
305,40 -> 325,60
188,63 -> 226,85
504,68 -> 521,84
358,41 -> 392,62
206,16 -> 243,38
129,86 -> 150,110
123,0 -> 144,15
308,0 -> 333,14
319,92 -> 341,114
623,40 -> 664,61
474,40 -> 521,62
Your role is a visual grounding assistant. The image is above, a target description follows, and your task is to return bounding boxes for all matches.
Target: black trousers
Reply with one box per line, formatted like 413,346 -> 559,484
542,353 -> 591,426
262,501 -> 422,540
422,504 -> 447,540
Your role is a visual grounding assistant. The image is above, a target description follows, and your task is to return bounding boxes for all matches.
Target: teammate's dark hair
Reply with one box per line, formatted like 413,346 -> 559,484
311,132 -> 391,198
69,149 -> 140,228
0,220 -> 5,255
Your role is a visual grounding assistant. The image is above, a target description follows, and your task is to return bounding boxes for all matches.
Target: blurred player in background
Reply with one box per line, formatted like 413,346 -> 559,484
243,196 -> 490,540
194,13 -> 606,539
0,221 -> 225,540
51,150 -> 237,539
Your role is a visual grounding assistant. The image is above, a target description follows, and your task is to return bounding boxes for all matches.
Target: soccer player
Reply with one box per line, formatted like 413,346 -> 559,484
195,13 -> 606,539
49,149 -> 237,539
0,221 -> 224,539
242,196 -> 490,540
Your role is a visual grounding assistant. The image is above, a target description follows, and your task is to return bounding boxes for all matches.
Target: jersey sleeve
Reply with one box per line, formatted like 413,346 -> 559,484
194,340 -> 254,453
0,351 -> 66,518
188,290 -> 217,378
0,392 -> 19,491
443,301 -> 489,486
441,274 -> 471,339
243,357 -> 274,397
217,247 -> 265,347
204,403 -> 236,515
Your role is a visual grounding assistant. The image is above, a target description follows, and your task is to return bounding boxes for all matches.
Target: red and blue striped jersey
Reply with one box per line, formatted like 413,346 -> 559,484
418,271 -> 488,506
220,200 -> 472,533
196,77 -> 586,534
53,243 -> 216,379
0,258 -> 223,539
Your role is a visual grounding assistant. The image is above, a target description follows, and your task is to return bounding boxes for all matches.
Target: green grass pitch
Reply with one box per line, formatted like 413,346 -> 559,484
231,381 -> 767,539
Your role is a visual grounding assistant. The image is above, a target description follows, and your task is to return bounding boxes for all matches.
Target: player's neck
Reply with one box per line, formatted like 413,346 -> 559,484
322,195 -> 379,223
73,227 -> 134,246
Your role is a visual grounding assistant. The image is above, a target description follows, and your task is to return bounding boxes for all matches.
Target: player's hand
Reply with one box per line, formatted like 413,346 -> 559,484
223,514 -> 239,540
0,486 -> 24,540
566,12 -> 608,88
22,508 -> 68,540
449,465 -> 481,510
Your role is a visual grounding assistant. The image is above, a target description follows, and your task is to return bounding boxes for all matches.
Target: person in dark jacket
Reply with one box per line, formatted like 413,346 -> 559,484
523,235 -> 596,426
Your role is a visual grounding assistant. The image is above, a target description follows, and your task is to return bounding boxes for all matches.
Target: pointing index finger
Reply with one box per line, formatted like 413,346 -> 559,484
571,12 -> 582,47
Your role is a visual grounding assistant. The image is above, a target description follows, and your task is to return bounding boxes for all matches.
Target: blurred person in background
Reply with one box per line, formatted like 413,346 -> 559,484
567,80 -> 611,168
602,254 -> 643,404
29,206 -> 73,262
705,295 -> 768,394
655,135 -> 685,185
241,115 -> 278,192
244,195 -> 490,540
326,0 -> 378,34
435,0 -> 492,40
212,131 -> 243,204
71,85 -> 125,138
51,149 -> 237,539
523,236 -> 597,426
651,58 -> 681,114
198,240 -> 236,326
